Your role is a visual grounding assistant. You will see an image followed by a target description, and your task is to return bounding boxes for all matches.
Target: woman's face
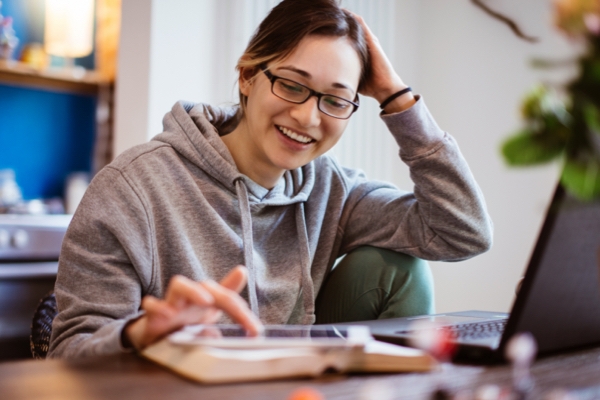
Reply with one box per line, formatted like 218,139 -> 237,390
239,35 -> 362,176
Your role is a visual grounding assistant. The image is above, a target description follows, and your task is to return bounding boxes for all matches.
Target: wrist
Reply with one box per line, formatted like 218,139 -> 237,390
123,316 -> 146,351
379,87 -> 411,108
375,84 -> 408,104
379,87 -> 416,114
372,73 -> 406,103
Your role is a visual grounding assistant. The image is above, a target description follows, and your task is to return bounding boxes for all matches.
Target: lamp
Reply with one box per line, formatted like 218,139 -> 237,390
44,0 -> 94,74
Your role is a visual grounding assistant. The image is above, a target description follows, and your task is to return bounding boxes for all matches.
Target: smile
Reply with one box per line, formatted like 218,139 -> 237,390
276,125 -> 315,144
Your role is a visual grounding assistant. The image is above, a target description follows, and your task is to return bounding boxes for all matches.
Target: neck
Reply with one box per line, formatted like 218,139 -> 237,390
221,119 -> 284,189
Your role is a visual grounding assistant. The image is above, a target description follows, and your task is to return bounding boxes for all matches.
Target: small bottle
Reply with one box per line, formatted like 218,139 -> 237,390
0,14 -> 19,61
65,172 -> 90,214
0,169 -> 23,208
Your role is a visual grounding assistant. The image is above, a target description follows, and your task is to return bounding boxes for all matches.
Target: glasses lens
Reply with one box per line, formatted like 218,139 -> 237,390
320,95 -> 354,119
271,76 -> 356,119
273,78 -> 309,102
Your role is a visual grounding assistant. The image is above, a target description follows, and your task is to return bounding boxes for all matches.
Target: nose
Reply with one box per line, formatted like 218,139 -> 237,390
289,96 -> 321,128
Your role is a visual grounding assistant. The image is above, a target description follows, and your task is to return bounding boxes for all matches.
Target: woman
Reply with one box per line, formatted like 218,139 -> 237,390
49,0 -> 492,358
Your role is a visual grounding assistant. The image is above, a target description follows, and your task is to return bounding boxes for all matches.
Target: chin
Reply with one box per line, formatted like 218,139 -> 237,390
274,159 -> 308,172
280,163 -> 305,171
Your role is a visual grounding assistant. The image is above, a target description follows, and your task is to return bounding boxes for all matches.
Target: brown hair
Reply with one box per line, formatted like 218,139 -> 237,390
236,0 -> 370,113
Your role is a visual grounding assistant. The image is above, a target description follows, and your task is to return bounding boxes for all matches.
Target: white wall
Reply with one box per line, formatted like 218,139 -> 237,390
113,0 -> 152,157
415,0 -> 579,313
146,0 -> 216,138
114,0 -> 581,314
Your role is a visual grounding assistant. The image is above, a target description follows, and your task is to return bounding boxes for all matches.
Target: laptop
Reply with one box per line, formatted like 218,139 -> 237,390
330,184 -> 600,363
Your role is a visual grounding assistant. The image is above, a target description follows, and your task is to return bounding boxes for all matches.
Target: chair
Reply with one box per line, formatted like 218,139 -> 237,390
30,292 -> 58,359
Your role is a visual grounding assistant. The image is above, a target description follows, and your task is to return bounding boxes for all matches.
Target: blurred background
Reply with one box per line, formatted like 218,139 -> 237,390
113,0 -> 581,314
0,0 -> 583,322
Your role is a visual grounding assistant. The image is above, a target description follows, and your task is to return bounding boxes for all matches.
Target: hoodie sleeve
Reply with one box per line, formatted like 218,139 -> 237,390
337,96 -> 493,261
48,166 -> 153,359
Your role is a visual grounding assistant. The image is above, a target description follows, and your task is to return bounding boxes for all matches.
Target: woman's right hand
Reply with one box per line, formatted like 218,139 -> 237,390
124,266 -> 263,351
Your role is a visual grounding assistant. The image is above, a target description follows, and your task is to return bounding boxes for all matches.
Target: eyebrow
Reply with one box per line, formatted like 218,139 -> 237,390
276,65 -> 355,93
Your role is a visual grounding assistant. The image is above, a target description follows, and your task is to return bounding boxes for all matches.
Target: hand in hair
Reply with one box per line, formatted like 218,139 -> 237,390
123,266 -> 263,350
350,12 -> 416,113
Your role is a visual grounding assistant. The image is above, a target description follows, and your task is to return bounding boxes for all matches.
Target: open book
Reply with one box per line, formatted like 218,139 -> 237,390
141,324 -> 437,383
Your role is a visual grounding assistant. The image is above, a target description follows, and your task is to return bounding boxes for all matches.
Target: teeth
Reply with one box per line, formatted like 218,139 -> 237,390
278,126 -> 313,144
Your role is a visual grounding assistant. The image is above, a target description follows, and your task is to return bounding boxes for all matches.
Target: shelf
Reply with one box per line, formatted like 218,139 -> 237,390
0,60 -> 112,96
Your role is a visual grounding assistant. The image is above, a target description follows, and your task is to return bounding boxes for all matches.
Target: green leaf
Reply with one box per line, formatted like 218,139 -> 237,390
520,85 -> 546,120
583,102 -> 600,134
560,158 -> 600,201
529,57 -> 576,69
501,129 -> 565,166
520,85 -> 570,124
591,60 -> 600,82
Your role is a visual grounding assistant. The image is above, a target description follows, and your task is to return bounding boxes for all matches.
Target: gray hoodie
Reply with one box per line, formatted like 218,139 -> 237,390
49,97 -> 492,358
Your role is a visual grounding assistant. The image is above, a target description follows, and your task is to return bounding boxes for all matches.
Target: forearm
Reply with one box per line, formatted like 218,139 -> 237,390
48,314 -> 136,359
340,97 -> 492,260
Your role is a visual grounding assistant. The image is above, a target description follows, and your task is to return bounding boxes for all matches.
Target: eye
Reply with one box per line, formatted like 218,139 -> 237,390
278,79 -> 306,94
323,96 -> 350,109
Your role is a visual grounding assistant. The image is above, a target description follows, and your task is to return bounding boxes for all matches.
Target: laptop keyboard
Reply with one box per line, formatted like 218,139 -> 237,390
397,319 -> 508,341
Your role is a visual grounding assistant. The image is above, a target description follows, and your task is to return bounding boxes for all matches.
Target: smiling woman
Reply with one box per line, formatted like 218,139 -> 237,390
48,0 -> 493,359
223,35 -> 363,188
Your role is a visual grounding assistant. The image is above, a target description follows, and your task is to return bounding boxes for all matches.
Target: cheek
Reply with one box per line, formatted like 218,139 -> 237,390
325,120 -> 349,143
246,89 -> 286,123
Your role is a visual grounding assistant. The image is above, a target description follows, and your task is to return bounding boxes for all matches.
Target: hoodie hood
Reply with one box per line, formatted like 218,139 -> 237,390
154,101 -> 315,205
152,101 -> 317,323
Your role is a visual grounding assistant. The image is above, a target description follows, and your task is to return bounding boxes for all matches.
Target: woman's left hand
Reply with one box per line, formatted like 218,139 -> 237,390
350,12 -> 416,113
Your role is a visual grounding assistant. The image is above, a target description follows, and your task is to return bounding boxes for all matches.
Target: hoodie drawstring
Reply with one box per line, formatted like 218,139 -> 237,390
234,178 -> 260,317
234,177 -> 315,324
295,202 -> 316,324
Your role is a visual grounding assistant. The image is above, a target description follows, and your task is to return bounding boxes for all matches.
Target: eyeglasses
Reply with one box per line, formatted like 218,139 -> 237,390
260,65 -> 359,120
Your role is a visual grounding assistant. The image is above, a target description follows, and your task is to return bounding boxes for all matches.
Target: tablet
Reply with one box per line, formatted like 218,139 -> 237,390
167,324 -> 367,349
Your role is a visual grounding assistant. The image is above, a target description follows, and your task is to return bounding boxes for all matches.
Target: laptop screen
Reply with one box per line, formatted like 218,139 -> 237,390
503,185 -> 600,354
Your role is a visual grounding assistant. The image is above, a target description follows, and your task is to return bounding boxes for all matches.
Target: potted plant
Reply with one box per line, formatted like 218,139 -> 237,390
499,0 -> 600,200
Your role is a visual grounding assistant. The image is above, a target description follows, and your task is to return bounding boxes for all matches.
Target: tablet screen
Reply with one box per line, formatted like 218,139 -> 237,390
168,324 -> 353,348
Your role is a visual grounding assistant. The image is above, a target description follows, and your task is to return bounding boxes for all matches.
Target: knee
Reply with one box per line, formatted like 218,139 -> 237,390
340,246 -> 435,315
340,246 -> 430,283
315,246 -> 435,323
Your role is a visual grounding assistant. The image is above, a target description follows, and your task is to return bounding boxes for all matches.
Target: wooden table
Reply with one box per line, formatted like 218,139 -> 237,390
2,347 -> 600,399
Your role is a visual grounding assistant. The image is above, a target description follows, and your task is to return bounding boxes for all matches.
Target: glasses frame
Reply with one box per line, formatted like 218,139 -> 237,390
260,65 -> 359,120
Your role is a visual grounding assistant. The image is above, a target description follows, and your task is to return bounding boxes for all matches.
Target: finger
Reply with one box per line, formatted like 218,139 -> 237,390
172,304 -> 215,326
202,308 -> 223,324
219,265 -> 248,293
346,10 -> 376,40
165,275 -> 215,308
198,325 -> 223,339
356,16 -> 384,55
201,280 -> 264,336
139,296 -> 182,345
136,292 -> 218,349
142,295 -> 176,320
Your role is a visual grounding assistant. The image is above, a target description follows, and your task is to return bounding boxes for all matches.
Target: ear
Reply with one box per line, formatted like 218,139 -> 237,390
239,66 -> 257,97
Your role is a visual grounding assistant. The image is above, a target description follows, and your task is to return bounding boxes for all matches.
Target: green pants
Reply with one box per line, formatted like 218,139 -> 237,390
315,246 -> 435,324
